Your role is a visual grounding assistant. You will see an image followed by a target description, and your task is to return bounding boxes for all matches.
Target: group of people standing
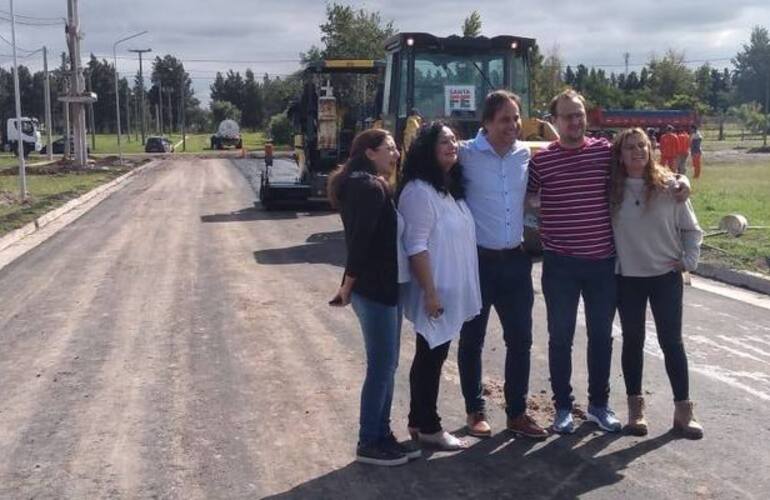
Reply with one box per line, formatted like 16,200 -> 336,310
328,89 -> 705,467
656,125 -> 703,178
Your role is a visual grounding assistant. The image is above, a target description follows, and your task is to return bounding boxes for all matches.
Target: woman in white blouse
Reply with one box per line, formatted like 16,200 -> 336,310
398,122 -> 482,450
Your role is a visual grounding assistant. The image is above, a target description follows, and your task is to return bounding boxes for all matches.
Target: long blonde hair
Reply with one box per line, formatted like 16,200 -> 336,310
610,127 -> 671,213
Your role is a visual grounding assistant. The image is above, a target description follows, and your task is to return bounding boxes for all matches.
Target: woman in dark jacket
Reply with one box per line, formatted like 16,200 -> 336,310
328,128 -> 419,466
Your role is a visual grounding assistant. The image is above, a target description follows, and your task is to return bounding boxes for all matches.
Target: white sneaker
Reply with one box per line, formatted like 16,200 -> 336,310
418,430 -> 468,450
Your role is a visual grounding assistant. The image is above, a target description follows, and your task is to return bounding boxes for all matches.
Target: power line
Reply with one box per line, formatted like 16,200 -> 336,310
0,9 -> 64,22
0,15 -> 63,26
0,32 -> 34,53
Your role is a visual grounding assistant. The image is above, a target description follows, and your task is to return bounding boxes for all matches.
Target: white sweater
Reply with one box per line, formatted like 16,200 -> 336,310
612,178 -> 703,277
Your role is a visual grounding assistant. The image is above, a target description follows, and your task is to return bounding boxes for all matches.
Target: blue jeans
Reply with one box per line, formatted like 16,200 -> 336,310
541,252 -> 616,411
350,292 -> 402,446
458,248 -> 534,417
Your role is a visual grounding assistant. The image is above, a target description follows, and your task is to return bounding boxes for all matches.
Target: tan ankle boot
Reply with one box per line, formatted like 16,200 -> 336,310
626,395 -> 648,436
673,400 -> 704,439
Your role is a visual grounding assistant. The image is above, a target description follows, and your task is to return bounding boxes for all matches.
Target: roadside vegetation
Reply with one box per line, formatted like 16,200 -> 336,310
0,165 -> 131,236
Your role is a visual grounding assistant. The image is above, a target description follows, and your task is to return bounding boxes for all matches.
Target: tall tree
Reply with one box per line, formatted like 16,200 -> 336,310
241,69 -> 263,129
319,3 -> 396,59
462,11 -> 482,37
149,55 -> 195,133
733,25 -> 770,111
646,50 -> 694,106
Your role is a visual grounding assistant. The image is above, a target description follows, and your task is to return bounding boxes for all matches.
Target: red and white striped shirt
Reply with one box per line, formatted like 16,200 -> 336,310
527,137 -> 615,259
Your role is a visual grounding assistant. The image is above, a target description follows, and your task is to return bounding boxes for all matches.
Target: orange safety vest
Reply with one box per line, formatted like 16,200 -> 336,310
677,133 -> 690,156
659,133 -> 678,159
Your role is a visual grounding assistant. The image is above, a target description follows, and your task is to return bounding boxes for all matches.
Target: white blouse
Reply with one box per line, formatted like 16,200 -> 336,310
398,180 -> 482,348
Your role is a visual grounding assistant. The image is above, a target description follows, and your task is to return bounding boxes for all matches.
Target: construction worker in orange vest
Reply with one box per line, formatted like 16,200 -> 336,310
659,125 -> 678,171
676,129 -> 690,175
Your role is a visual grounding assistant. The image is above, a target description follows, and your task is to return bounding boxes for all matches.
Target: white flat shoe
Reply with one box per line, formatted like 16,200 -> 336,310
418,430 -> 468,450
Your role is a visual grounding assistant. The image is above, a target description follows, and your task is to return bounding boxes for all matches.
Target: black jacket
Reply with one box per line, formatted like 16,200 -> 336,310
338,172 -> 398,306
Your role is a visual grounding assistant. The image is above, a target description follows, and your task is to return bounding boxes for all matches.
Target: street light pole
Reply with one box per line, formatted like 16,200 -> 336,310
113,31 -> 147,166
43,46 -> 53,161
9,0 -> 26,199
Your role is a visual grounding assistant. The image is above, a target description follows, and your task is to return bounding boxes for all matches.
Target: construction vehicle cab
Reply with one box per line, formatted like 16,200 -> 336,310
380,33 -> 554,253
259,59 -> 385,209
379,33 -> 554,151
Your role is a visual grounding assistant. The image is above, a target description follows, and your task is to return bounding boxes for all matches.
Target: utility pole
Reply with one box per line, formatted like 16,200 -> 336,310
166,87 -> 173,134
43,46 -> 53,161
86,69 -> 96,152
624,52 -> 630,77
129,48 -> 151,144
762,67 -> 770,147
64,0 -> 94,168
158,81 -> 163,135
62,52 -> 71,159
113,31 -> 147,165
180,81 -> 186,151
9,0 -> 26,199
125,86 -> 131,143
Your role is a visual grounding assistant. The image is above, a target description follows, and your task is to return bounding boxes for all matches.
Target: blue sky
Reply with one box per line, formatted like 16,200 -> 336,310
2,1 -> 768,105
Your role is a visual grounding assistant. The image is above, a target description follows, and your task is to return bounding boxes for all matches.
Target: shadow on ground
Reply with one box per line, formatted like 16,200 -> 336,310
200,204 -> 334,223
253,230 -> 345,267
265,427 -> 677,499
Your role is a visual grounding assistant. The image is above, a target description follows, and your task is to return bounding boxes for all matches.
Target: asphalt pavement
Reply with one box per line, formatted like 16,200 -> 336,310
0,157 -> 768,499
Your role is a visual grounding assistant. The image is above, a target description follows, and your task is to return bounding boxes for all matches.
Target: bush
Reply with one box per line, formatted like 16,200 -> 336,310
268,112 -> 292,145
210,100 -> 241,125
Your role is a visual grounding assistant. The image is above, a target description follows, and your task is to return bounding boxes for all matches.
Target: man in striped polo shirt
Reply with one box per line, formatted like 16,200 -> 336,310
527,89 -> 621,434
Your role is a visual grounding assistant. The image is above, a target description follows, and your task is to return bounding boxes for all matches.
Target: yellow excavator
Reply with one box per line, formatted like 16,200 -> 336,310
259,59 -> 385,208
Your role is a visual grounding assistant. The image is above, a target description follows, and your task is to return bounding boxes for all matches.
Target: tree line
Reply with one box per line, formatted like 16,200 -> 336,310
1,5 -> 768,139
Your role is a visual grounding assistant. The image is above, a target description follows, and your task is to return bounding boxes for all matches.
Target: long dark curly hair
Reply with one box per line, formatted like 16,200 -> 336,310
397,121 -> 465,203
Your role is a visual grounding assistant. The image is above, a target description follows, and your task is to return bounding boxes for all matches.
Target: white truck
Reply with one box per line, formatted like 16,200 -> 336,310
4,117 -> 42,157
210,119 -> 243,150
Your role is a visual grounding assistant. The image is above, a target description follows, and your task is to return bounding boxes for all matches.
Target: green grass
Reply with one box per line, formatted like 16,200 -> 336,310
0,167 -> 128,236
690,160 -> 770,274
4,131 -> 274,158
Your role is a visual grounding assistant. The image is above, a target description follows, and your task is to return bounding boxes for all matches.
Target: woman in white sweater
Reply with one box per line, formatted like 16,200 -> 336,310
398,121 -> 482,450
610,127 -> 704,439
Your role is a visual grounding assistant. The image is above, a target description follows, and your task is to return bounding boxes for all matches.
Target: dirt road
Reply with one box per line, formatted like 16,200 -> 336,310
0,158 -> 768,499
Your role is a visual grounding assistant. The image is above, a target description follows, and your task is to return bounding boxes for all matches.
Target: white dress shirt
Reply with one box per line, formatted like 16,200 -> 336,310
459,130 -> 530,250
398,180 -> 482,348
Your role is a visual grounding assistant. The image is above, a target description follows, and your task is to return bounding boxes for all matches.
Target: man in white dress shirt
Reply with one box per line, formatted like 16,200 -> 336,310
457,91 -> 548,439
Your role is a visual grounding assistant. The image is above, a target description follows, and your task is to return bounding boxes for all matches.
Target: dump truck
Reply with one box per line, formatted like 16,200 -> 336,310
587,107 -> 699,136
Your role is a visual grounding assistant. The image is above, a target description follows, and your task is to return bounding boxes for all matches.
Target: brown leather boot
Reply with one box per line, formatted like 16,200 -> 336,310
507,413 -> 549,440
466,411 -> 492,437
625,395 -> 648,436
673,400 -> 704,439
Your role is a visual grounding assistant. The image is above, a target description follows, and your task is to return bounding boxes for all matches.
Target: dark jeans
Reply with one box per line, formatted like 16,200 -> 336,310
408,334 -> 451,434
458,248 -> 534,417
617,272 -> 690,401
541,251 -> 616,411
350,292 -> 402,446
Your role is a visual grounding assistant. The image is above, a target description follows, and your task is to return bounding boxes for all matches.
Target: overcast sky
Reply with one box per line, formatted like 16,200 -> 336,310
2,0 -> 769,105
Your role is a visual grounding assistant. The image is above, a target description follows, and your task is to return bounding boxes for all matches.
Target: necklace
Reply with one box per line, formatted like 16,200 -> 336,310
626,183 -> 645,206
